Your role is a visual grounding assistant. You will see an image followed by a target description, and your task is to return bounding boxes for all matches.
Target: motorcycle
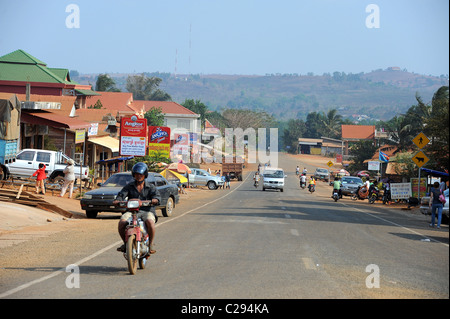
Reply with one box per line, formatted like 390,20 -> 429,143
351,186 -> 368,201
254,180 -> 259,188
308,184 -> 315,193
118,199 -> 152,275
332,189 -> 340,202
300,180 -> 306,189
368,186 -> 380,204
382,185 -> 391,205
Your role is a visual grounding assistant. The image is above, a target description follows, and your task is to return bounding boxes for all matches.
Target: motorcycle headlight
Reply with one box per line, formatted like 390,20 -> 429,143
83,194 -> 92,199
127,200 -> 141,209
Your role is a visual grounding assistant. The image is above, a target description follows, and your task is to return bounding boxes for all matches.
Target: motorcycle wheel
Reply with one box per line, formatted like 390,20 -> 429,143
351,194 -> 357,201
369,196 -> 375,204
139,256 -> 147,269
126,235 -> 138,275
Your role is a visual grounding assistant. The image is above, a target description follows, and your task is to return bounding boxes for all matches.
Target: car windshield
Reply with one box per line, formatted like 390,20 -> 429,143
342,177 -> 362,184
316,169 -> 328,173
264,170 -> 284,178
102,174 -> 133,187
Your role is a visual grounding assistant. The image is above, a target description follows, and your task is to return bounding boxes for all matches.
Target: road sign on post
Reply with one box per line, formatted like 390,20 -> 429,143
412,151 -> 429,168
412,132 -> 430,149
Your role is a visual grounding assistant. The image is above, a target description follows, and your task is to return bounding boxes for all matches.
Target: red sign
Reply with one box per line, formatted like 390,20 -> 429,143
148,126 -> 171,144
120,116 -> 147,137
120,116 -> 147,156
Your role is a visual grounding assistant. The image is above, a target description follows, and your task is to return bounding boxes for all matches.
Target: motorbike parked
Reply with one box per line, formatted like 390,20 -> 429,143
117,199 -> 152,275
368,186 -> 380,204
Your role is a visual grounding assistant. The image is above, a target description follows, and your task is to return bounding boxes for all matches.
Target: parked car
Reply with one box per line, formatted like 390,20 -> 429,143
80,172 -> 179,219
340,176 -> 364,196
314,168 -> 330,181
420,188 -> 449,222
188,168 -> 224,190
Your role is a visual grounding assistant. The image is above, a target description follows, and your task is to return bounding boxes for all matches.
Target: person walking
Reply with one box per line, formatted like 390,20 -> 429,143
224,173 -> 231,189
429,181 -> 444,229
59,159 -> 75,198
32,163 -> 47,194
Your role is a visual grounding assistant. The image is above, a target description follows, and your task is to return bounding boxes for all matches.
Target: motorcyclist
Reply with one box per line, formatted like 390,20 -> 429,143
308,175 -> 316,192
114,162 -> 161,254
332,176 -> 342,198
253,171 -> 260,187
299,173 -> 307,188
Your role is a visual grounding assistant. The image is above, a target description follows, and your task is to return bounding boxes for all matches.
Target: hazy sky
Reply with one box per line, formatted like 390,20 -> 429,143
1,0 -> 448,76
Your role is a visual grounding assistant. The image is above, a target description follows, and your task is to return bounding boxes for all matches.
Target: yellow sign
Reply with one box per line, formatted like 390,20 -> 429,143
75,129 -> 85,144
412,151 -> 429,168
148,143 -> 170,158
327,161 -> 334,167
412,132 -> 430,149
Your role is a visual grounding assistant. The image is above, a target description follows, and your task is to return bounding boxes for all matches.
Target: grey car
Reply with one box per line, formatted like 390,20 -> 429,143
340,176 -> 364,196
314,168 -> 330,181
80,172 -> 179,219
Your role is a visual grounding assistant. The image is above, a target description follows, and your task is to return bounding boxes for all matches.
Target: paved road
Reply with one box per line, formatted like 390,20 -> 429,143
1,153 -> 448,302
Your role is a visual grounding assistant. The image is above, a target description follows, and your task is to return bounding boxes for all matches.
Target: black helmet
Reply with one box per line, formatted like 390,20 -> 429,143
132,162 -> 148,178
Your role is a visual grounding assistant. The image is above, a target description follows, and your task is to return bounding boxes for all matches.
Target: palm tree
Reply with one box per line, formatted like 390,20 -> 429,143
321,109 -> 342,139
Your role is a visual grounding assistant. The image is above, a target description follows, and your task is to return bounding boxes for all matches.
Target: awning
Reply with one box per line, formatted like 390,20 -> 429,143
21,111 -> 92,130
420,168 -> 449,177
89,136 -> 120,152
75,89 -> 101,96
96,155 -> 134,165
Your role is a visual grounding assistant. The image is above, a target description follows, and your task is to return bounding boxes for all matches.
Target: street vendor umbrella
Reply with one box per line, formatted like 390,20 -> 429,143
161,169 -> 188,184
167,162 -> 191,174
356,170 -> 370,177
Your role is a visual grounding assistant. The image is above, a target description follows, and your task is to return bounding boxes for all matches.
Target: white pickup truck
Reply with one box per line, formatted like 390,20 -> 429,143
5,148 -> 89,183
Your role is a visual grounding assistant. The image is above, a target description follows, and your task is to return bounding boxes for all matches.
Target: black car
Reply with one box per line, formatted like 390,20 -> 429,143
80,172 -> 180,219
339,176 -> 364,196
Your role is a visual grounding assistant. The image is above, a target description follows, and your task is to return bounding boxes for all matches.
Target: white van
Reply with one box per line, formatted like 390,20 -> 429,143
262,168 -> 286,192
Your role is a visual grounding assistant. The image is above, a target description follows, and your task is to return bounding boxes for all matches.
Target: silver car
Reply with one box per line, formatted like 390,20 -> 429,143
340,176 -> 364,196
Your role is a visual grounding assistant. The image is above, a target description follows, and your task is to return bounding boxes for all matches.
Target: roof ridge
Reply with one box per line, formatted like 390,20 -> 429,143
0,49 -> 47,66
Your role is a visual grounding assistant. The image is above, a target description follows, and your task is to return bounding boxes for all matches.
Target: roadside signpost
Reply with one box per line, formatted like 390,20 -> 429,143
412,132 -> 430,200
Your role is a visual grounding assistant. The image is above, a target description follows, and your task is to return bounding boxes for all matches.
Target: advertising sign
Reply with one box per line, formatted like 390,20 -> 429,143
410,178 -> 427,199
120,116 -> 147,156
368,161 -> 380,171
390,183 -> 412,200
148,126 -> 171,158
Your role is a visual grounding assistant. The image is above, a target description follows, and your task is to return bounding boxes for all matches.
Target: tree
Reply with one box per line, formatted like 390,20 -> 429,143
126,74 -> 171,101
425,86 -> 449,170
95,74 -> 120,92
282,119 -> 306,153
144,107 -> 165,126
182,99 -> 208,130
347,140 -> 378,173
321,109 -> 343,139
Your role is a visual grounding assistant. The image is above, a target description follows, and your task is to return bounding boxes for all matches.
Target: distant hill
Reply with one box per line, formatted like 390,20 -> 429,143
72,68 -> 448,122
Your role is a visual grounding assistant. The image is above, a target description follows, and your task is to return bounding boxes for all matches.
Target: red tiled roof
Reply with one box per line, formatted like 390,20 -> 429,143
341,125 -> 375,140
85,91 -> 137,112
132,100 -> 199,116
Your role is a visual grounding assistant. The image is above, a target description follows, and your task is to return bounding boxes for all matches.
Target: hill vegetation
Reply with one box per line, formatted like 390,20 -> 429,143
73,68 -> 448,122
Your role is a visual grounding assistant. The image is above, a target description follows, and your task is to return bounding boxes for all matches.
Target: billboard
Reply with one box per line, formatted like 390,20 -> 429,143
120,116 -> 147,156
148,126 -> 171,158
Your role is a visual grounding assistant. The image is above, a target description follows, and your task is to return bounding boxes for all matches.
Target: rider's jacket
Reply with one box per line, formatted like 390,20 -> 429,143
116,180 -> 161,213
